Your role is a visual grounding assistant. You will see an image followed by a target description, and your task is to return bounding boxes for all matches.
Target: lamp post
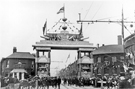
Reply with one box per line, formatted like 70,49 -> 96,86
35,57 -> 38,89
35,50 -> 39,89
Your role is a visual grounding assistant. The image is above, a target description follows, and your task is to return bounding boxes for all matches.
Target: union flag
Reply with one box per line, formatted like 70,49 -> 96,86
57,6 -> 64,14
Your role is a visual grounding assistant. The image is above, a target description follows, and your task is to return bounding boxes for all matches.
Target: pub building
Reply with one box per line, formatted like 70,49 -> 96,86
1,47 -> 35,80
92,44 -> 125,77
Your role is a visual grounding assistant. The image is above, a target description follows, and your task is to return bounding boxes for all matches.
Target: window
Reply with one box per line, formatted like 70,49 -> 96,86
120,56 -> 124,59
98,57 -> 101,63
112,57 -> 117,62
6,60 -> 9,68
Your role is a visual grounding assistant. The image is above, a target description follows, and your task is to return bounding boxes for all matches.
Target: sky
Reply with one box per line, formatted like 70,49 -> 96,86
0,0 -> 135,76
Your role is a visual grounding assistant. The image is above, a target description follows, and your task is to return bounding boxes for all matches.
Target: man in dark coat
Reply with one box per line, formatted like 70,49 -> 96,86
119,78 -> 131,89
57,77 -> 61,89
7,73 -> 15,89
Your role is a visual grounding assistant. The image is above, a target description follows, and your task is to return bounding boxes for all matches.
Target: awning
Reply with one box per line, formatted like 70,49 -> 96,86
10,69 -> 27,73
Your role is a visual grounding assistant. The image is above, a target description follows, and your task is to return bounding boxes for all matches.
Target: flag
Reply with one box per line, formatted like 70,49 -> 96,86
57,6 -> 64,14
79,23 -> 82,35
43,20 -> 47,35
123,63 -> 128,72
75,56 -> 76,61
65,54 -> 70,63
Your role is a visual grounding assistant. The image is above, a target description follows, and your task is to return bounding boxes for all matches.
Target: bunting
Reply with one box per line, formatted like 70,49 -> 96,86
79,23 -> 83,36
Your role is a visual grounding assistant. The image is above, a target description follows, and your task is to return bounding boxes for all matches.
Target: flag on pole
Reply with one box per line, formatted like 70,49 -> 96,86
43,20 -> 47,35
57,6 -> 64,14
79,23 -> 82,35
65,54 -> 70,63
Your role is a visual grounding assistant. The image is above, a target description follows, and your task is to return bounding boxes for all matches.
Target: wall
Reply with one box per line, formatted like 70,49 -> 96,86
93,53 -> 125,76
1,58 -> 35,77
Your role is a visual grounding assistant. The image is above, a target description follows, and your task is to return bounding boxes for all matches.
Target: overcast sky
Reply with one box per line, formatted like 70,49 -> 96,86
0,0 -> 135,76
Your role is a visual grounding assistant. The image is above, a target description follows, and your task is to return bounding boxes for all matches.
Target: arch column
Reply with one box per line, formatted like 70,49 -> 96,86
48,50 -> 51,76
77,50 -> 81,77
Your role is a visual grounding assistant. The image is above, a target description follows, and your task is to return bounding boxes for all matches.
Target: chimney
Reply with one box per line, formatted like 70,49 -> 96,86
13,47 -> 17,53
97,44 -> 99,48
102,44 -> 105,46
118,35 -> 122,45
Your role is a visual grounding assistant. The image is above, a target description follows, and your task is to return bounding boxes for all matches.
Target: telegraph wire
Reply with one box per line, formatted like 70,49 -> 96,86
83,2 -> 103,33
96,16 -> 120,21
91,2 -> 103,20
83,1 -> 94,20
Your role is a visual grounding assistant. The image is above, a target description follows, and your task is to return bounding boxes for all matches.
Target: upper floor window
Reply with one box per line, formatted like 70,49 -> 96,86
112,56 -> 117,63
6,60 -> 9,68
98,57 -> 101,63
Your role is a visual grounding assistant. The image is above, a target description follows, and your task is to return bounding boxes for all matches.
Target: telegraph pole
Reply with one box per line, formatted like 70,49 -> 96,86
77,9 -> 135,89
77,13 -> 135,41
77,9 -> 135,60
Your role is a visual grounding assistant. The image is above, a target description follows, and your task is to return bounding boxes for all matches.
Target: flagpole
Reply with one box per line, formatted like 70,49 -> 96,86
46,19 -> 47,35
63,4 -> 65,18
122,7 -> 124,43
122,6 -> 127,66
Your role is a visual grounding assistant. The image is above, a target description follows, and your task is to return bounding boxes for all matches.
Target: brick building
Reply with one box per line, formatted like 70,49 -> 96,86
92,45 -> 125,77
1,47 -> 35,80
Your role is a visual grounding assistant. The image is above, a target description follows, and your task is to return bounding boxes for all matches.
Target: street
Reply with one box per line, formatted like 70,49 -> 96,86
0,84 -> 102,89
60,84 -> 101,89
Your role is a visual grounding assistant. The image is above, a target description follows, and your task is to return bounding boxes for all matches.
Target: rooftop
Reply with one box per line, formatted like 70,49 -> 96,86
6,52 -> 35,59
92,45 -> 124,55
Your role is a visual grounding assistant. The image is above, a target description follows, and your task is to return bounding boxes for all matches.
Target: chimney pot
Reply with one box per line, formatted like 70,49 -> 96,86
13,47 -> 17,53
118,35 -> 122,45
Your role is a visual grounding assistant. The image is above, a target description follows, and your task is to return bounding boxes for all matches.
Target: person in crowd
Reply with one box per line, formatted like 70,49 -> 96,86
1,76 -> 7,87
14,75 -> 19,84
7,73 -> 15,89
57,76 -> 61,89
119,76 -> 132,89
53,77 -> 57,89
46,77 -> 50,89
13,75 -> 20,89
63,78 -> 67,85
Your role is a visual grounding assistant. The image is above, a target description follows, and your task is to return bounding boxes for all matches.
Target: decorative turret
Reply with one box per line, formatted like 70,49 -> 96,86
62,26 -> 67,30
40,6 -> 89,41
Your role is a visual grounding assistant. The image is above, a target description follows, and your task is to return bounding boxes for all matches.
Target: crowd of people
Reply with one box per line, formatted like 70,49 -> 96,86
61,73 -> 135,89
1,73 -> 20,89
1,74 -> 62,89
1,73 -> 135,89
